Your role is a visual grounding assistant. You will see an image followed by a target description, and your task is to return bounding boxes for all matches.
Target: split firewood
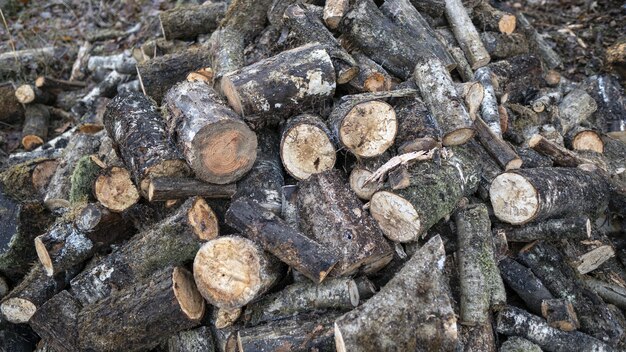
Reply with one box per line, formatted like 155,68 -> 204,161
94,166 -> 140,212
0,82 -> 24,123
490,167 -> 609,225
104,91 -> 189,193
29,290 -> 81,352
69,197 -> 216,305
497,305 -> 613,352
499,337 -> 542,352
77,266 -> 205,351
498,257 -> 554,315
21,104 -> 49,151
370,146 -> 480,242
471,1 -> 516,35
557,89 -> 598,135
147,177 -> 236,202
364,149 -> 434,185
280,113 -> 336,181
564,126 -> 604,153
433,28 -> 475,82
334,235 -> 458,352
163,80 -> 257,184
347,52 -> 394,93
159,2 -> 227,40
298,170 -> 393,276
494,216 -> 591,242
193,235 -> 283,309
243,278 -> 359,326
541,298 -> 580,332
516,13 -> 563,69
221,43 -> 336,129
167,326 -> 215,352
14,84 -> 54,105
445,0 -> 491,69
225,198 -> 339,283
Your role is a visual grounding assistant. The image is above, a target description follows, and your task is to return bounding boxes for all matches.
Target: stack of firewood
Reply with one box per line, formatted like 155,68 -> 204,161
1,0 -> 626,351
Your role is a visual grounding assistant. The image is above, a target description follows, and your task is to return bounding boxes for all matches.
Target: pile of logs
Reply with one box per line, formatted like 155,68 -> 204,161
1,0 -> 626,351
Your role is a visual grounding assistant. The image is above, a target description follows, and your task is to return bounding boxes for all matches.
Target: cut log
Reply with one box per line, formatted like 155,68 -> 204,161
148,177 -> 236,202
500,337 -> 542,352
494,216 -> 591,242
445,0 -> 490,69
68,155 -> 101,204
212,306 -> 242,329
74,203 -> 135,244
280,113 -> 336,180
159,2 -> 227,40
323,0 -> 349,29
193,236 -> 283,309
29,290 -> 81,352
480,31 -> 529,60
498,257 -> 554,315
209,28 -> 245,80
69,197 -> 216,305
530,89 -> 562,113
104,91 -> 189,193
585,277 -> 626,310
347,52 -> 393,93
243,278 -> 358,326
221,43 -> 336,129
136,47 -> 212,103
14,85 -> 54,105
413,56 -> 475,146
541,298 -> 580,332
528,134 -> 594,167
471,2 -> 516,34
219,0 -> 274,42
225,197 -> 338,283
484,54 -> 542,102
490,167 -> 609,225
163,80 -> 257,184
557,89 -> 597,135
168,326 -> 216,352
298,170 -> 393,276
35,76 -> 86,92
516,13 -> 563,69
474,115 -> 522,170
21,104 -> 49,151
370,146 -> 481,242
334,235 -> 458,352
94,166 -> 140,212
564,126 -> 604,153
0,265 -> 64,324
575,245 -> 615,275
0,46 -> 75,81
474,67 -> 501,136
348,153 -> 389,200
459,319 -> 497,352
0,320 -> 39,352
78,266 -> 205,351
393,92 -> 442,154
0,82 -> 24,123
585,74 -> 626,139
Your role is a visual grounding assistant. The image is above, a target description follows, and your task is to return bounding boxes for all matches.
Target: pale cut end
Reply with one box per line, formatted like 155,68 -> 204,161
35,236 -> 54,276
141,159 -> 189,194
334,323 -> 347,352
22,135 -> 44,151
281,123 -> 336,180
498,14 -> 516,35
15,85 -> 35,104
337,66 -> 359,85
187,197 -> 219,240
545,70 -> 561,86
470,55 -> 491,70
528,134 -> 543,148
323,0 -> 349,29
78,123 -> 104,134
363,73 -> 387,92
370,191 -> 421,242
347,280 -> 360,307
1,298 -> 37,324
95,167 -> 140,212
44,198 -> 71,210
214,307 -> 242,329
35,76 -> 46,88
505,158 -> 523,170
349,168 -> 379,200
442,128 -> 475,146
172,267 -> 206,321
220,76 -> 244,115
585,218 -> 592,238
463,82 -> 485,117
193,237 -> 263,309
531,100 -> 546,113
340,100 -> 397,157
194,122 -> 257,184
572,131 -> 604,153
490,173 -> 539,225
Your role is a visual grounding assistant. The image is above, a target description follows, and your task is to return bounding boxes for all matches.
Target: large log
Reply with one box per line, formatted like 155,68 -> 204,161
77,266 -> 205,351
163,80 -> 257,184
29,290 -> 81,352
297,170 -> 393,276
159,2 -> 227,40
334,235 -> 458,352
104,91 -> 189,193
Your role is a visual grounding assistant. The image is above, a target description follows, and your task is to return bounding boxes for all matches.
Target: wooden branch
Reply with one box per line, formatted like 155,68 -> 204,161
209,28 -> 245,80
21,104 -> 49,151
159,3 -> 227,40
564,126 -> 604,153
0,82 -> 24,123
323,0 -> 349,29
347,52 -> 394,93
393,95 -> 442,153
558,89 -> 598,135
445,0 -> 491,69
148,177 -> 236,202
529,134 -> 596,167
474,115 -> 522,170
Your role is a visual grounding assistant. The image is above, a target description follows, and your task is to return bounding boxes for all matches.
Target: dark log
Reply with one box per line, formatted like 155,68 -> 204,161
433,28 -> 475,82
226,197 -> 338,283
495,216 -> 591,242
78,266 -> 205,351
334,235 -> 458,352
585,74 -> 626,139
0,320 -> 39,352
14,84 -> 54,105
159,2 -> 227,40
168,326 -> 216,352
530,89 -> 562,113
94,166 -> 140,212
557,89 -> 597,135
459,319 -> 497,352
209,28 -> 245,80
490,167 -> 609,225
74,203 -> 135,244
148,177 -> 236,202
370,146 -> 481,242
471,1 -> 516,34
500,337 -> 542,352
484,54 -> 542,102
219,0 -> 274,43
29,290 -> 81,352
0,82 -> 24,123
585,277 -> 626,310
163,80 -> 257,184
445,0 -> 490,69
0,275 -> 7,299
298,170 -> 393,276
72,70 -> 129,130
474,115 -> 522,170
21,104 -> 49,151
221,43 -> 336,129
69,197 -> 216,305
193,235 -> 283,309
347,52 -> 393,93
498,257 -> 553,315
280,113 -> 336,180
348,153 -> 389,200
564,126 -> 604,153
243,278 -> 358,326
281,184 -> 299,227
68,155 -> 101,204
516,13 -> 562,69
480,32 -> 528,60
0,265 -> 64,324
87,53 -> 136,74
413,56 -> 475,146
392,90 -> 441,154
34,76 -> 86,92
136,47 -> 211,103
104,91 -> 189,193
541,298 -> 580,332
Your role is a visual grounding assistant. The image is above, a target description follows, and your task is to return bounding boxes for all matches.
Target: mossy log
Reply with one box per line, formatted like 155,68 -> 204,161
69,197 -> 216,305
163,80 -> 257,184
498,257 -> 554,315
370,146 -> 481,242
148,177 -> 236,202
68,155 -> 101,204
77,266 -> 205,352
297,170 -> 393,276
494,217 -> 591,242
159,2 -> 227,40
334,235 -> 458,352
29,290 -> 81,352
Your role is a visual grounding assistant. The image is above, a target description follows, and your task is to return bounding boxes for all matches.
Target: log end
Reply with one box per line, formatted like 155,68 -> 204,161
572,131 -> 604,153
442,128 -> 475,146
348,168 -> 379,200
193,122 -> 257,184
340,101 -> 397,157
220,76 -> 244,115
348,280 -> 360,307
15,85 -> 35,104
95,167 -> 140,212
281,123 -> 336,180
21,135 -> 44,151
370,191 -> 421,242
490,173 -> 538,225
187,197 -> 219,240
34,236 -> 54,277
0,298 -> 37,324
499,14 -> 517,35
172,267 -> 206,321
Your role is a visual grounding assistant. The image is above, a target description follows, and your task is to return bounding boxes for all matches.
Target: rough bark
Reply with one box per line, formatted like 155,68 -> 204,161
323,0 -> 349,29
29,290 -> 81,352
14,84 -> 54,105
347,52 -> 394,93
210,28 -> 245,80
0,320 -> 39,352
74,203 -> 135,244
297,170 -> 394,276
541,298 -> 580,331
0,82 -> 24,122
471,2 -> 516,34
94,166 -> 140,212
474,67 -> 501,136
168,326 -> 216,352
370,146 -> 481,242
163,80 -> 257,184
585,277 -> 626,310
480,31 -> 529,59
72,70 -> 129,130
392,91 -> 442,154
78,266 -> 205,352
159,2 -> 227,40
219,0 -> 274,43
528,134 -> 595,167
484,54 -> 542,102
498,257 -> 553,315
499,337 -> 542,352
20,104 -> 49,151
445,0 -> 490,69
585,74 -> 626,138
495,216 -> 591,242
564,126 -> 604,153
148,177 -> 236,202
348,153 -> 389,200
334,235 -> 458,352
86,53 -> 136,74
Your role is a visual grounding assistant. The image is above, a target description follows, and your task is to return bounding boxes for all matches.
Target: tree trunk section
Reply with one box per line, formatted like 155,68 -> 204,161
0,83 -> 24,123
29,290 -> 81,352
210,28 -> 245,80
445,0 -> 490,69
347,52 -> 394,93
159,2 -> 227,40
393,95 -> 442,153
148,177 -> 236,202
